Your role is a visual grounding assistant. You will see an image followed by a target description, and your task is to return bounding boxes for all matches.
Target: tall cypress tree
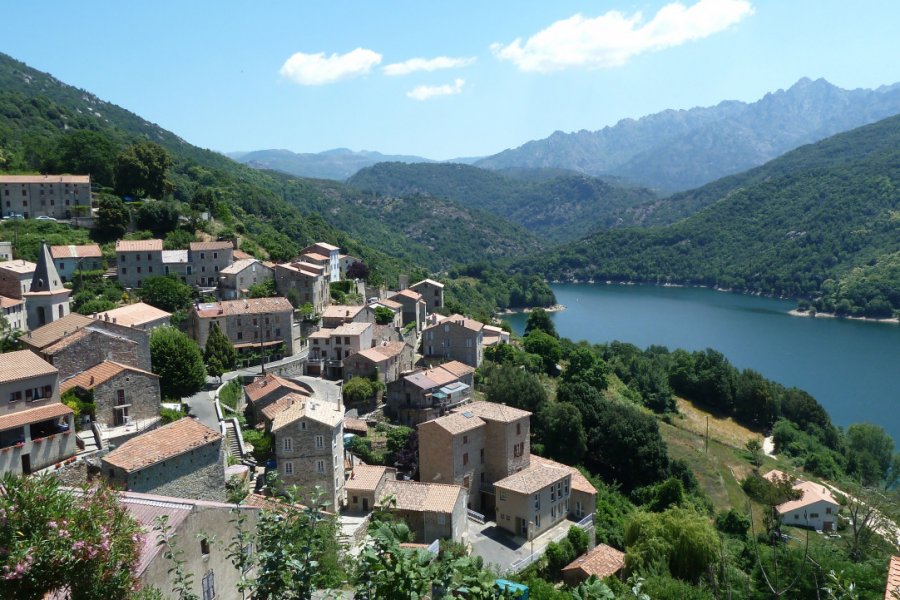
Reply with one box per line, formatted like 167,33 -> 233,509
204,323 -> 237,380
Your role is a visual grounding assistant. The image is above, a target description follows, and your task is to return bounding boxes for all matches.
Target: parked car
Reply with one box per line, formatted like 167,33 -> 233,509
35,216 -> 57,221
2,213 -> 24,220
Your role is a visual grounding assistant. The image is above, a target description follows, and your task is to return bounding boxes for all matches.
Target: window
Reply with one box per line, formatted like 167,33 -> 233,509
480,448 -> 484,464
500,490 -> 507,501
463,453 -> 469,466
809,513 -> 819,519
316,460 -> 325,474
148,266 -> 153,273
237,332 -> 243,340
283,437 -> 292,451
201,570 -> 215,600
213,252 -> 218,259
535,514 -> 541,528
463,435 -> 468,444
136,267 -> 141,274
121,267 -> 127,275
826,507 -> 832,515
315,435 -> 324,448
147,254 -> 151,261
516,423 -> 521,435
437,513 -> 446,525
514,442 -> 524,458
136,254 -> 141,261
200,538 -> 210,557
284,461 -> 294,475
200,253 -> 205,260
9,391 -> 21,403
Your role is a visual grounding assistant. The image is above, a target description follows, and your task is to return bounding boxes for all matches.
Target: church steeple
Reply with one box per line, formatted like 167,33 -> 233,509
30,240 -> 65,293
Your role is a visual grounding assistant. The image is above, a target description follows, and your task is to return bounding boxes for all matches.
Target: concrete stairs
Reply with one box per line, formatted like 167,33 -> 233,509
223,420 -> 242,460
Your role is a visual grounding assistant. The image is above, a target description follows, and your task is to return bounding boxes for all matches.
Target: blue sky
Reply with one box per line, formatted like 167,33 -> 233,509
3,1 -> 900,160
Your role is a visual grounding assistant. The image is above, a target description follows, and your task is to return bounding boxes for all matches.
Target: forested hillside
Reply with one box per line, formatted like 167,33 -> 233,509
477,77 -> 900,192
520,115 -> 900,317
348,162 -> 657,242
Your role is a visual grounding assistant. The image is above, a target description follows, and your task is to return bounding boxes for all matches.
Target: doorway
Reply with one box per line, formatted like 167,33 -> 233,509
21,453 -> 31,475
362,498 -> 369,511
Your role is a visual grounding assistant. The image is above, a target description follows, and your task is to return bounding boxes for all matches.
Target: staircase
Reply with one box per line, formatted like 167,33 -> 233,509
223,420 -> 242,460
77,429 -> 99,453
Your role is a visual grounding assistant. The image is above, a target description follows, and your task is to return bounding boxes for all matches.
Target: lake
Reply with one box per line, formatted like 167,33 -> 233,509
504,283 -> 900,442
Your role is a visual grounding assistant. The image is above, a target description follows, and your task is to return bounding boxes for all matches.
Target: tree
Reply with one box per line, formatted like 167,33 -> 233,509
624,506 -> 720,582
204,324 -> 237,380
562,347 -> 609,392
840,483 -> 894,562
524,329 -> 562,375
482,362 -> 547,413
0,312 -> 22,352
95,196 -> 131,241
524,308 -> 557,338
0,474 -> 142,600
346,261 -> 369,280
354,519 -> 434,598
114,141 -> 173,199
374,306 -> 395,325
845,423 -> 895,486
140,275 -> 193,313
150,326 -> 206,399
344,376 -> 376,405
134,201 -> 182,237
746,438 -> 764,468
537,402 -> 587,465
247,279 -> 276,298
48,130 -> 119,187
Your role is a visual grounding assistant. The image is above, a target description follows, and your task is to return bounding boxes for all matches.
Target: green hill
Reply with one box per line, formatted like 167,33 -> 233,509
347,162 -> 657,242
520,115 -> 900,317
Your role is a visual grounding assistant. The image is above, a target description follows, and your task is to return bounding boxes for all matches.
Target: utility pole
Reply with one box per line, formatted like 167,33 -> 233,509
706,415 -> 710,453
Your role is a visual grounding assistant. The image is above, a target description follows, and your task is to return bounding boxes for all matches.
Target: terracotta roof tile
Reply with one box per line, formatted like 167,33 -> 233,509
260,393 -> 305,423
562,544 -> 625,579
194,297 -> 293,318
322,305 -> 366,319
0,350 -> 58,383
454,400 -> 530,422
421,412 -> 485,435
232,250 -> 254,260
346,465 -> 393,493
391,289 -> 422,301
379,480 -> 465,514
115,239 -> 163,252
530,455 -> 597,495
94,302 -> 171,327
0,402 -> 72,433
439,360 -> 475,378
60,361 -> 157,394
272,398 -> 343,430
0,259 -> 36,274
427,314 -> 483,333
886,556 -> 900,600
0,174 -> 89,183
0,295 -> 24,309
102,418 -> 222,473
189,241 -> 233,251
343,417 -> 368,434
494,462 -> 570,495
301,252 -> 330,262
244,374 -> 310,404
49,244 -> 102,259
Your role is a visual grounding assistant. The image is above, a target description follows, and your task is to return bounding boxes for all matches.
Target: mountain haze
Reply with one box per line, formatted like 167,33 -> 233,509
477,78 -> 900,192
231,148 -> 436,180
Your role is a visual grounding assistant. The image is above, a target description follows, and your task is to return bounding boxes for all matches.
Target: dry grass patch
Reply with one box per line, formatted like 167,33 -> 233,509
672,397 -> 762,450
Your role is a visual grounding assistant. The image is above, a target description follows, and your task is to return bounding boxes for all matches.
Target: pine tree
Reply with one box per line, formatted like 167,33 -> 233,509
204,323 -> 237,381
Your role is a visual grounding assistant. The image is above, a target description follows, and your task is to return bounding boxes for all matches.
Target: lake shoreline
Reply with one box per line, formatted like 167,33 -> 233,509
499,303 -> 566,315
788,309 -> 899,325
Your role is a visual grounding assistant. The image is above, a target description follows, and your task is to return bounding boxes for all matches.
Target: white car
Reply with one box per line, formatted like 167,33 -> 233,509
35,216 -> 58,221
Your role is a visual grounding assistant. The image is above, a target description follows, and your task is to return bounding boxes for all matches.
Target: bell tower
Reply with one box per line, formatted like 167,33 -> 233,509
24,240 -> 71,330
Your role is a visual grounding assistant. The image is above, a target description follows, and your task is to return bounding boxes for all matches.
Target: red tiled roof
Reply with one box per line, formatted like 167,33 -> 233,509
189,241 -> 233,251
60,361 -> 157,394
529,455 -> 597,495
244,374 -> 309,404
0,350 -> 58,383
562,544 -> 625,579
94,302 -> 171,327
0,402 -> 72,433
49,244 -> 102,259
194,297 -> 292,318
101,418 -> 221,473
115,239 -> 163,252
0,174 -> 89,183
346,465 -> 393,493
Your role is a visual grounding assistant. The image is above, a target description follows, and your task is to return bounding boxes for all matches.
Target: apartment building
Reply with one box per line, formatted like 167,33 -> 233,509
409,278 -> 444,314
494,461 -> 572,540
386,360 -> 475,426
243,373 -> 313,424
422,314 -> 484,368
306,321 -> 374,379
0,351 -> 76,476
116,239 -> 164,289
272,397 -> 345,510
218,258 -> 274,299
49,244 -> 103,282
188,241 -> 233,287
0,174 -> 91,219
274,261 -> 329,316
187,297 -> 294,359
301,242 -> 340,283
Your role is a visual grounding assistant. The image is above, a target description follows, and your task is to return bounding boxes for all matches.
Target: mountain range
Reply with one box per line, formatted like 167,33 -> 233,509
229,148 -> 437,180
476,77 -> 900,192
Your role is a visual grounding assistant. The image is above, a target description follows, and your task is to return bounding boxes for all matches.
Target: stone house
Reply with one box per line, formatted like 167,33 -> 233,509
422,314 -> 484,368
0,174 -> 91,219
388,289 -> 426,333
386,361 -> 475,426
116,239 -> 164,289
301,242 -> 340,283
561,544 -> 625,587
161,249 -> 190,282
0,295 -> 26,331
419,401 -> 531,512
343,341 -> 415,385
218,258 -> 274,299
22,312 -> 152,380
764,469 -> 841,531
338,254 -> 363,279
119,490 -> 260,600
409,279 -> 444,314
188,241 -> 234,288
60,361 -> 160,428
0,259 -> 36,300
49,244 -> 103,282
306,322 -> 374,379
101,418 -> 225,501
378,480 -> 468,544
346,464 -> 396,514
321,304 -> 375,329
274,261 -> 329,317
494,461 -> 572,540
272,397 -> 345,510
187,297 -> 294,359
94,302 -> 171,330
0,350 -> 76,476
369,298 -> 404,328
243,373 -> 313,424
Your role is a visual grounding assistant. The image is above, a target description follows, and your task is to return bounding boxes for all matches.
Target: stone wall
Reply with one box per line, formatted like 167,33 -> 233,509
47,329 -> 148,380
93,371 -> 161,428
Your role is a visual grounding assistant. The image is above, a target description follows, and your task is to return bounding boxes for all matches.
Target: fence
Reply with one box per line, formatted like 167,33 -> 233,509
467,508 -> 486,524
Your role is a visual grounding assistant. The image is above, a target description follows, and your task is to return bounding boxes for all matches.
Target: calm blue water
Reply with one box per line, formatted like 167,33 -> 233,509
505,283 -> 900,442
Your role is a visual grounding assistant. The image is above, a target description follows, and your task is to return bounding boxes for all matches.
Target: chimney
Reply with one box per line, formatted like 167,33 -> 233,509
89,375 -> 94,385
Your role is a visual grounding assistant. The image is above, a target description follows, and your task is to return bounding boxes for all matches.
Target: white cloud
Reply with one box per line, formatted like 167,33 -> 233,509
491,0 -> 753,72
407,79 -> 465,101
279,48 -> 382,85
383,56 -> 476,76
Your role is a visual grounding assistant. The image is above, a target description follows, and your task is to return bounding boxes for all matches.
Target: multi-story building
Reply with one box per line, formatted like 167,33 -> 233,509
409,279 -> 444,314
162,249 -> 190,282
188,241 -> 234,288
494,461 -> 572,540
243,373 -> 312,424
0,259 -> 36,300
386,360 -> 474,426
418,401 -> 531,512
0,241 -> 12,261
301,242 -> 340,283
23,242 -> 72,331
530,455 -> 597,522
0,174 -> 91,219
49,244 -> 103,282
422,314 -> 484,368
272,396 -> 345,510
218,258 -> 274,300
321,304 -> 375,329
101,418 -> 225,501
343,341 -> 415,385
0,350 -> 76,476
60,361 -> 161,428
0,295 -> 26,331
388,289 -> 426,333
116,239 -> 164,289
187,297 -> 294,359
306,322 -> 374,379
274,261 -> 329,317
377,480 -> 468,544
